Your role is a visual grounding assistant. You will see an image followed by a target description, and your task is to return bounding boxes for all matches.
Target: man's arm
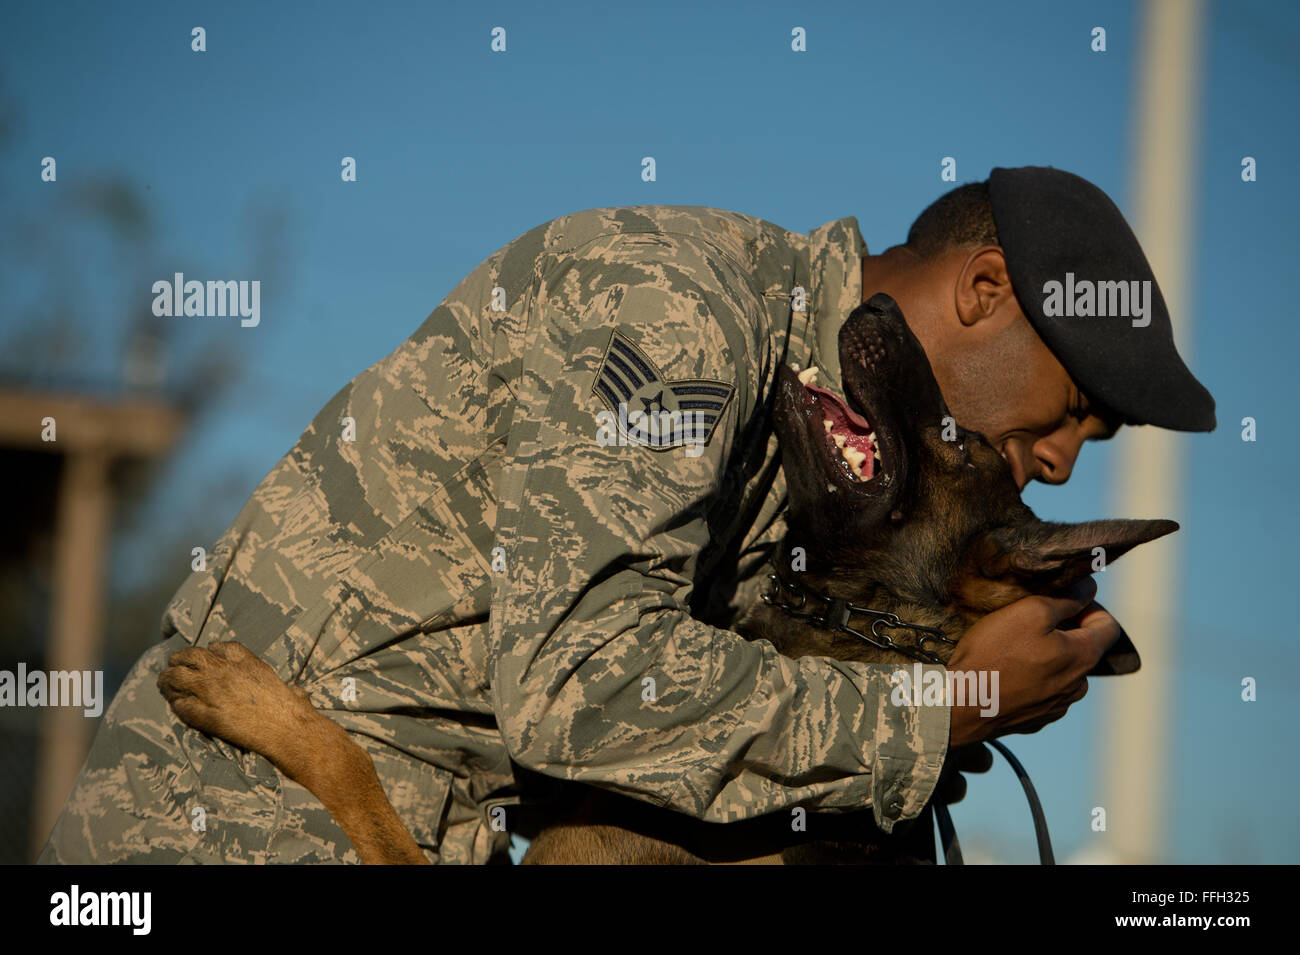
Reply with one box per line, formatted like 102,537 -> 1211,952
489,232 -> 949,835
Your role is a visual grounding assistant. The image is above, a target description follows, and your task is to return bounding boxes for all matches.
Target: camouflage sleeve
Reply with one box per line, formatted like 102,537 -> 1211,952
488,231 -> 949,834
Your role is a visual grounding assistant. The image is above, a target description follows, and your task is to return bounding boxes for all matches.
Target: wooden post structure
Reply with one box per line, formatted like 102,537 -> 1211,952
0,390 -> 183,860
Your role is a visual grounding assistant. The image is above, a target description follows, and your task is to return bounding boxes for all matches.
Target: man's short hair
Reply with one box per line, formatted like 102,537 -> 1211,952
905,181 -> 999,259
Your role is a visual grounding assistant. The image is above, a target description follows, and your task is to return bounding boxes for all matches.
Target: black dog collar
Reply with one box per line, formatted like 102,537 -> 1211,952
759,564 -> 956,665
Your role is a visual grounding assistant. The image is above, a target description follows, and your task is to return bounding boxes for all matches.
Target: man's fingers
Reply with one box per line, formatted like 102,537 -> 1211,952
1074,600 -> 1117,634
952,742 -> 994,773
997,679 -> 1086,737
1030,577 -> 1099,630
1058,602 -> 1121,671
1067,677 -> 1089,704
936,770 -> 968,805
1006,707 -> 1068,736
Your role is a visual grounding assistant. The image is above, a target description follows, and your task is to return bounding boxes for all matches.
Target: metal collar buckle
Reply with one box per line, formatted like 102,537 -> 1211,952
761,566 -> 956,665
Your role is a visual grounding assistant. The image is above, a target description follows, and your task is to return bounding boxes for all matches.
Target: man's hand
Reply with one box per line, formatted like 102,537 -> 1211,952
934,742 -> 994,804
945,576 -> 1119,748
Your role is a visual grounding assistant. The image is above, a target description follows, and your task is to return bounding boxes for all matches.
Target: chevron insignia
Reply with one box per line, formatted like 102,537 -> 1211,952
592,329 -> 735,453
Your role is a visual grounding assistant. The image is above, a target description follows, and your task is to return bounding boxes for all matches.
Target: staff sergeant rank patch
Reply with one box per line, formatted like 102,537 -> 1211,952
592,329 -> 735,457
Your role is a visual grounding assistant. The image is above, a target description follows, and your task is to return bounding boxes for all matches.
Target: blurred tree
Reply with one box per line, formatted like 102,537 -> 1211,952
0,73 -> 298,862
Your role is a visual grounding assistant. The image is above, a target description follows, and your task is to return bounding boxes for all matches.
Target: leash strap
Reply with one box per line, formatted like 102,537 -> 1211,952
935,740 -> 1056,865
988,739 -> 1055,865
934,801 -> 964,864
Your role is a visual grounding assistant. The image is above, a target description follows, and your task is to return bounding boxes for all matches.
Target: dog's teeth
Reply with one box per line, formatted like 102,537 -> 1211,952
844,448 -> 868,481
797,366 -> 820,386
833,433 -> 847,449
823,419 -> 834,433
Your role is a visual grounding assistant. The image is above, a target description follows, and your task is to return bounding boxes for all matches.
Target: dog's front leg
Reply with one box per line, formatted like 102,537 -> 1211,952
157,641 -> 429,865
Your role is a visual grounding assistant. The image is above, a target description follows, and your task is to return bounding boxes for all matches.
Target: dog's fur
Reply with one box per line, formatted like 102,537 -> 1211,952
158,294 -> 1176,865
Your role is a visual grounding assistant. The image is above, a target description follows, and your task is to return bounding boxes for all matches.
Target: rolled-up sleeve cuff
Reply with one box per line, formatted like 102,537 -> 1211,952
869,663 -> 951,834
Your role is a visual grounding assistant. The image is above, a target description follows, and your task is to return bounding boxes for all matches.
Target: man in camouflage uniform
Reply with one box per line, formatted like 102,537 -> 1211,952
38,168 -> 1214,864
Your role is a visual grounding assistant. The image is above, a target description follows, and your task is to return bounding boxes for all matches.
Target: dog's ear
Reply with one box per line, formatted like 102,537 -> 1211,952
961,518 -> 1179,605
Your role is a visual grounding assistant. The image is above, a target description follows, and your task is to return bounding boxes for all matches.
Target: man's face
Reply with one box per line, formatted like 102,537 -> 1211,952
929,325 -> 1119,491
861,246 -> 1120,491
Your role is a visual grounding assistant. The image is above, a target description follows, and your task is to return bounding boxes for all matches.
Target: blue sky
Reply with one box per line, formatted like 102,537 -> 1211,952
2,0 -> 1296,863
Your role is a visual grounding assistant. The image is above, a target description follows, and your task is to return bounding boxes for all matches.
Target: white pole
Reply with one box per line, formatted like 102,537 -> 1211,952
1086,0 -> 1205,865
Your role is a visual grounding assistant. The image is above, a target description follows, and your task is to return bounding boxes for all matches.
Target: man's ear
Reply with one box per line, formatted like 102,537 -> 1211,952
976,517 -> 1180,593
954,246 -> 1016,328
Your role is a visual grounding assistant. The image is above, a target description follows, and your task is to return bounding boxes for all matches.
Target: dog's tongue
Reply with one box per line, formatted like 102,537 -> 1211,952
806,382 -> 875,480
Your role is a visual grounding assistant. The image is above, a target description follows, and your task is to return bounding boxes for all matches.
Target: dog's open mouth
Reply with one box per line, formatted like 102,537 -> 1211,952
791,366 -> 883,483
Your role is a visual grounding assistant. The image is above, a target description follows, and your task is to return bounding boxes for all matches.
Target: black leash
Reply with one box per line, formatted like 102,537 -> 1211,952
989,738 -> 1055,865
761,565 -> 1056,865
934,740 -> 1055,865
934,800 -> 965,865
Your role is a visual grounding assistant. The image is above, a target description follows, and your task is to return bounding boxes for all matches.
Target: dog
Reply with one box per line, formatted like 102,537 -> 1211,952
158,293 -> 1176,864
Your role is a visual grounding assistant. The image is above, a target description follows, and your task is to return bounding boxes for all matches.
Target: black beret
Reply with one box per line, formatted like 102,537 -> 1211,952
988,166 -> 1216,432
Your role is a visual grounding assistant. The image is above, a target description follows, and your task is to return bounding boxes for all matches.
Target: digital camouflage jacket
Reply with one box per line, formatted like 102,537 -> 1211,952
150,205 -> 950,863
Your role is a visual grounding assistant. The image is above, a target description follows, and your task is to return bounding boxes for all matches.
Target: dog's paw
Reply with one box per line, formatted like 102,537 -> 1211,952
156,641 -> 313,757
